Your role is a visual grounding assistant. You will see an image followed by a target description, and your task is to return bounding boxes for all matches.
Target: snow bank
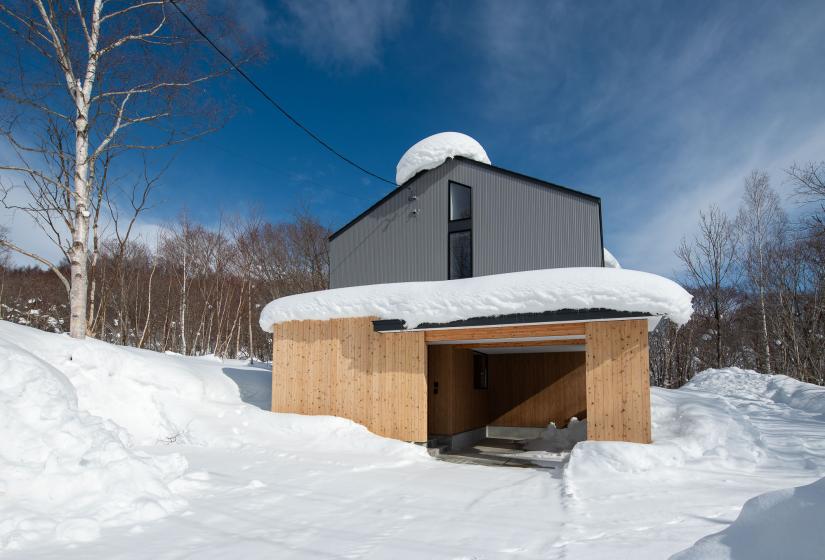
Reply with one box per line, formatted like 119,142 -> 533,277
567,371 -> 767,479
673,476 -> 825,560
688,367 -> 825,417
524,418 -> 587,452
260,267 -> 693,331
0,336 -> 186,550
396,131 -> 491,185
0,321 -> 426,456
603,248 -> 621,268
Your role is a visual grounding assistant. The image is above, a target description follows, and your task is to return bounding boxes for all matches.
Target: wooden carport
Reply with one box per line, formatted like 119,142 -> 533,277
271,314 -> 652,445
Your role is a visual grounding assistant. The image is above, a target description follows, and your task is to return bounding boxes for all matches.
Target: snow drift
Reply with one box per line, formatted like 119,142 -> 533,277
0,321 -> 428,550
0,335 -> 186,549
0,321 -> 428,457
672,476 -> 825,560
260,267 -> 693,331
567,367 -> 825,481
396,131 -> 491,185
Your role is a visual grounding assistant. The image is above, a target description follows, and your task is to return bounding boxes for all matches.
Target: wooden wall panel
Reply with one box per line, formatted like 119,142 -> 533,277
584,319 -> 651,443
488,353 -> 586,428
451,349 -> 490,434
427,347 -> 490,436
427,345 -> 454,435
272,317 -> 427,442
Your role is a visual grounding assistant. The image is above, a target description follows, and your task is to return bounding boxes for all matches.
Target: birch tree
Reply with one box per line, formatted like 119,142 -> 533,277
736,171 -> 787,373
0,1 -> 249,338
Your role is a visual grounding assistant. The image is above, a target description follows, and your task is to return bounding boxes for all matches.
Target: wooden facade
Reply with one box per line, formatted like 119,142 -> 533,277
270,316 -> 652,445
272,317 -> 428,442
584,319 -> 651,443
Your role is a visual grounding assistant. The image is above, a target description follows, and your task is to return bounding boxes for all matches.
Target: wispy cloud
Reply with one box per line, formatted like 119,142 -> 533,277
274,0 -> 408,70
458,0 -> 825,276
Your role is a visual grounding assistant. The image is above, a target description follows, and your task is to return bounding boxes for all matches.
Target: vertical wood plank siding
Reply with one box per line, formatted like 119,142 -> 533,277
584,319 -> 651,443
488,352 -> 586,428
272,317 -> 428,442
330,158 -> 603,288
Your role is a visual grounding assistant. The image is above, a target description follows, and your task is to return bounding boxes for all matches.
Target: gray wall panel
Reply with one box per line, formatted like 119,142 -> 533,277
330,159 -> 602,288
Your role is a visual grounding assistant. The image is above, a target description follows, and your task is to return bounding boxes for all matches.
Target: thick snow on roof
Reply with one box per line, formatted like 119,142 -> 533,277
259,267 -> 693,332
603,248 -> 621,269
396,132 -> 491,185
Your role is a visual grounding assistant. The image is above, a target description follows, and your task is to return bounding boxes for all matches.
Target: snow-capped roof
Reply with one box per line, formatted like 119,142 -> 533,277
396,132 -> 491,185
259,267 -> 693,332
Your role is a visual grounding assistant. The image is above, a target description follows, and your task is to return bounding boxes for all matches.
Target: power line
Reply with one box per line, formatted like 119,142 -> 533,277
168,0 -> 398,187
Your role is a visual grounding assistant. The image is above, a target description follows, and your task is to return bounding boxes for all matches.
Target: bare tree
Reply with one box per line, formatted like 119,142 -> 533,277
676,205 -> 739,369
787,161 -> 825,236
0,1 -> 253,338
736,171 -> 787,373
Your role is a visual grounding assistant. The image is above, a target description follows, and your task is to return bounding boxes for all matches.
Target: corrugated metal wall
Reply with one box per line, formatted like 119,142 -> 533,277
329,158 -> 603,288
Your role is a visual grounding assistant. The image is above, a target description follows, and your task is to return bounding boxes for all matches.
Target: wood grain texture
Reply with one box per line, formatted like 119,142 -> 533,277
423,322 -> 586,342
584,319 -> 651,443
272,317 -> 428,442
426,347 -> 489,435
451,339 -> 584,349
488,352 -> 586,428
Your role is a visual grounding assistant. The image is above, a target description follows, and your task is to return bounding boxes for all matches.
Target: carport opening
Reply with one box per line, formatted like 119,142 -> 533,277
426,339 -> 587,451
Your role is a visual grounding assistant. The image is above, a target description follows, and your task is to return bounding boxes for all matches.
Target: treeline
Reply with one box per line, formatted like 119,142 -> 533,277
0,214 -> 329,362
651,163 -> 825,387
2,163 -> 823,386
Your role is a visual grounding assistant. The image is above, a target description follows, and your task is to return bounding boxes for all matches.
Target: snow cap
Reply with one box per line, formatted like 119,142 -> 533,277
603,248 -> 621,269
260,267 -> 693,332
396,132 -> 491,185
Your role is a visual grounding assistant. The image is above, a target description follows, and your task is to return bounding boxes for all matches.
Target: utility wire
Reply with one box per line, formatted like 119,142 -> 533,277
168,0 -> 398,187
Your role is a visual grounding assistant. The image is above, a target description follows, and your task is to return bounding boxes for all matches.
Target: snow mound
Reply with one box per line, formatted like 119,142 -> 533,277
672,476 -> 825,560
260,267 -> 693,331
0,321 -> 426,456
567,375 -> 765,479
603,248 -> 621,268
0,336 -> 186,550
396,131 -> 491,185
688,367 -> 825,417
524,418 -> 587,452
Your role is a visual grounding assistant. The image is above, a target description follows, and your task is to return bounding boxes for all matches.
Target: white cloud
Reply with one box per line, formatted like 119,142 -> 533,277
461,1 -> 825,276
275,0 -> 408,69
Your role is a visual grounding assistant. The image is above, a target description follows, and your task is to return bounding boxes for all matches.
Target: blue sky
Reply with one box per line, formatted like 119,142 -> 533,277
6,0 -> 825,277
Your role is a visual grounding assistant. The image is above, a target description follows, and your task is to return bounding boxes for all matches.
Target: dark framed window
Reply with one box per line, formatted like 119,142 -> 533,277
449,183 -> 472,221
473,353 -> 488,390
448,181 -> 472,280
449,230 -> 472,280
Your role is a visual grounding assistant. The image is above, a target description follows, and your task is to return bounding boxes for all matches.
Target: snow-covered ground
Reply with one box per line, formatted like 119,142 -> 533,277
2,321 -> 824,559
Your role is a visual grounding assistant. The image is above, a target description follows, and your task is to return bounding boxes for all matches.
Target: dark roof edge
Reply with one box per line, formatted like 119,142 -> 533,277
329,157 -> 601,242
452,156 -> 601,203
372,308 -> 652,332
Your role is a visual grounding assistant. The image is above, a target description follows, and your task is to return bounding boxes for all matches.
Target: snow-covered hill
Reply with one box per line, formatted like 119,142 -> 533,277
1,321 -> 823,559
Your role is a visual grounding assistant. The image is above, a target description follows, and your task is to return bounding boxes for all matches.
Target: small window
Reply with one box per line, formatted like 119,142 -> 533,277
473,353 -> 488,390
449,230 -> 472,279
449,183 -> 471,221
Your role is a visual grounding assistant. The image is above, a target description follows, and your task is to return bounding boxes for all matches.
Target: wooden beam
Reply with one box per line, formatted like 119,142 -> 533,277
451,339 -> 585,349
423,322 -> 586,342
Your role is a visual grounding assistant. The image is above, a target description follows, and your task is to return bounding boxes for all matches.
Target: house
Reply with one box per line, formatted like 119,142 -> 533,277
260,133 -> 692,449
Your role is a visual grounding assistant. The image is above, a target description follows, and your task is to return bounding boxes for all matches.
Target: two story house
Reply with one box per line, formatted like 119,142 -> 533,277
261,133 -> 692,449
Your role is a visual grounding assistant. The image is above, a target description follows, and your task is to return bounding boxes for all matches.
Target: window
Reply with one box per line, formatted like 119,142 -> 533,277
449,183 -> 472,221
449,230 -> 472,279
448,182 -> 472,279
473,353 -> 488,390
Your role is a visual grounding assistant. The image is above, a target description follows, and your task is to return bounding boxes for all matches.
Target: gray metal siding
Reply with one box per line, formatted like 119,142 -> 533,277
330,159 -> 602,288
